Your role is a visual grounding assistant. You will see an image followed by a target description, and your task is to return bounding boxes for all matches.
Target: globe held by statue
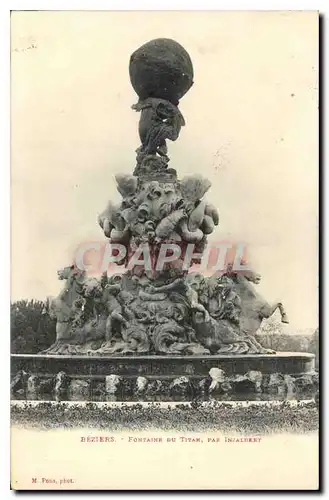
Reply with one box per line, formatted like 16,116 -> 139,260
129,38 -> 194,105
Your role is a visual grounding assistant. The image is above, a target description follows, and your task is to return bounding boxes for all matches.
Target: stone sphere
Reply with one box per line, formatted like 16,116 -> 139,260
129,38 -> 194,105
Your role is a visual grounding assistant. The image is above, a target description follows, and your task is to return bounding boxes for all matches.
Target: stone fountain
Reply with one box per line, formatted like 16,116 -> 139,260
11,39 -> 317,401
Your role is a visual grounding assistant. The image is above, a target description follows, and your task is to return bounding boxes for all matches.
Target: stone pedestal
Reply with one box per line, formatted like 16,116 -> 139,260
11,352 -> 317,402
11,352 -> 315,379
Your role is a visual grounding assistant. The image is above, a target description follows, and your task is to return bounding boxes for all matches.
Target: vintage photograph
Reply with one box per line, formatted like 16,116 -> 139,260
10,10 -> 319,490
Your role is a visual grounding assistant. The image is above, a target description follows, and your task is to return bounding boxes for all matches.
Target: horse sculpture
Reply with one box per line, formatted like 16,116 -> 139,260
187,267 -> 289,354
224,268 -> 289,334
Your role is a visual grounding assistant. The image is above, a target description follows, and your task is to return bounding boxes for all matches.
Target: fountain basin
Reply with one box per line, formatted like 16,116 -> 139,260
11,352 -> 315,379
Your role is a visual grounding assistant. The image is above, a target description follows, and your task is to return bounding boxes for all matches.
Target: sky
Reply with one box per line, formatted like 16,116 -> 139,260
11,10 -> 318,330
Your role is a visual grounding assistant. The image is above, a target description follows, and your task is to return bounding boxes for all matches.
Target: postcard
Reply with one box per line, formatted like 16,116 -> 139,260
10,10 -> 319,490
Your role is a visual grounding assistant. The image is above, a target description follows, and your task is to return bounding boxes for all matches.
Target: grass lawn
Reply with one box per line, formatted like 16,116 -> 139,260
11,400 -> 319,434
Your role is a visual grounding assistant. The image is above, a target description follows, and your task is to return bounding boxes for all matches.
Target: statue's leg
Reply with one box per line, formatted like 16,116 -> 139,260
157,141 -> 168,157
247,335 -> 275,354
55,320 -> 70,341
260,302 -> 281,319
262,301 -> 289,323
105,315 -> 113,341
165,124 -> 180,142
278,303 -> 289,323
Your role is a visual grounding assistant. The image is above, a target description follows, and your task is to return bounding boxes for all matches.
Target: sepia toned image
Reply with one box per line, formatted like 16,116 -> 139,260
10,10 -> 319,490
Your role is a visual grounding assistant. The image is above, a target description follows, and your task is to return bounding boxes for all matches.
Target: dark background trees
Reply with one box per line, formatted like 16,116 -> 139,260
11,299 -> 56,354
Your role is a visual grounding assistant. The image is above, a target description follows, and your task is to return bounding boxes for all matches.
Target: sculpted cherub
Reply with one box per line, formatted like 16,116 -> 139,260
100,274 -> 128,341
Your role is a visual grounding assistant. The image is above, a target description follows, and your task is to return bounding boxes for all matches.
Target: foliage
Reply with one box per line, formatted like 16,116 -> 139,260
11,299 -> 56,354
257,316 -> 284,336
11,400 -> 318,433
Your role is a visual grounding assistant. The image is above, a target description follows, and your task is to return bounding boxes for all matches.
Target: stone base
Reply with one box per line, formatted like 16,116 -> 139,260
11,352 -> 317,401
11,352 -> 315,378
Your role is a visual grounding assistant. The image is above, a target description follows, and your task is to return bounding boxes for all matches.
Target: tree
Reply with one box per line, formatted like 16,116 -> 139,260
11,299 -> 56,353
257,315 -> 284,336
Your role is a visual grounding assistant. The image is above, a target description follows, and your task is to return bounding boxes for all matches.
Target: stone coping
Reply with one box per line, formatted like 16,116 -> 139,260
11,352 -> 315,360
11,352 -> 315,377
